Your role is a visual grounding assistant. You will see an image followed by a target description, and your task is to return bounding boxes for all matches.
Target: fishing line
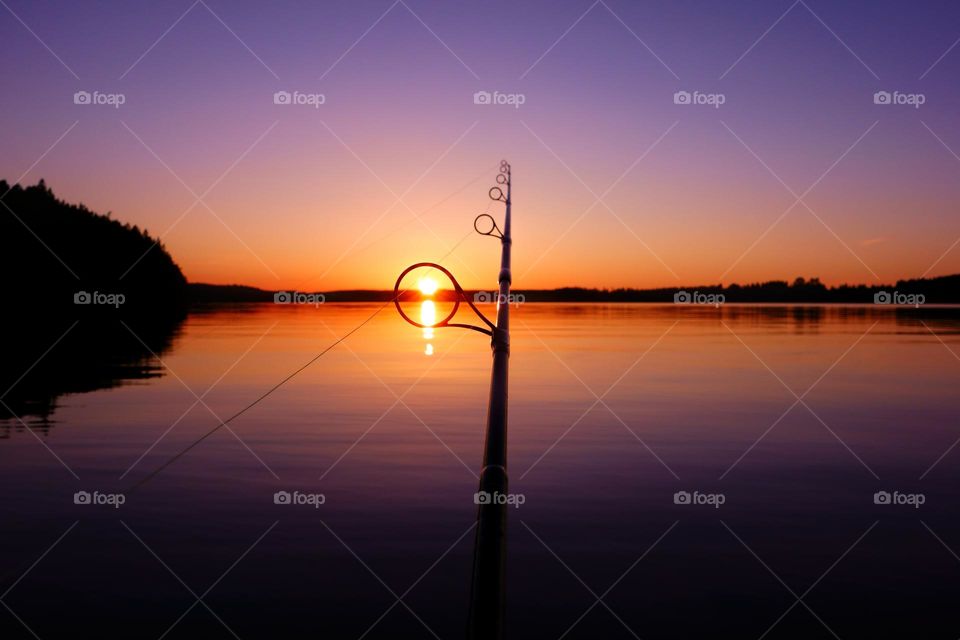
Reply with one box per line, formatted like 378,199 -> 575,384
129,229 -> 476,491
346,162 -> 499,258
284,162 -> 497,302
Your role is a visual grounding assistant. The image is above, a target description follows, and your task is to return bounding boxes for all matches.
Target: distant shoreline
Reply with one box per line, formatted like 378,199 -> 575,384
188,274 -> 960,305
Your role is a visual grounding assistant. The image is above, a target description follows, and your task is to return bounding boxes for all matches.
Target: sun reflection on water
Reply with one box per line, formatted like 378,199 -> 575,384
420,299 -> 435,355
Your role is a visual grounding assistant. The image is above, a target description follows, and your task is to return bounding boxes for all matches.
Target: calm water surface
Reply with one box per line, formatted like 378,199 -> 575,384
2,303 -> 959,639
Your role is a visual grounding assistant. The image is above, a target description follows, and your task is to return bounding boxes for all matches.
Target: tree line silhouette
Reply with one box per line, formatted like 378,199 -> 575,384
511,275 -> 960,303
1,179 -> 187,315
0,180 -> 186,423
191,275 -> 960,304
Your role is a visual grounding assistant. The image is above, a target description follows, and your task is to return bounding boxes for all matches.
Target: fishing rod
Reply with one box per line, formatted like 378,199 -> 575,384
394,159 -> 512,639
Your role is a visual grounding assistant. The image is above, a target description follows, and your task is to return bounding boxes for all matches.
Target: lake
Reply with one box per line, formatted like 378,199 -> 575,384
2,303 -> 959,639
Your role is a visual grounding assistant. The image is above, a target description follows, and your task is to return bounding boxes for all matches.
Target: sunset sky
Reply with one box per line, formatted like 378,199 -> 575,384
2,0 -> 960,290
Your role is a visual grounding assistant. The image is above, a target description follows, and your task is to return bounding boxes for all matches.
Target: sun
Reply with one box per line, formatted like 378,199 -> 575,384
418,277 -> 439,296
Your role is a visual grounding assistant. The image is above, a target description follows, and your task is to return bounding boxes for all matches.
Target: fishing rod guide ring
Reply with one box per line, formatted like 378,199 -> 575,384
393,262 -> 461,329
474,213 -> 503,239
394,262 -> 497,336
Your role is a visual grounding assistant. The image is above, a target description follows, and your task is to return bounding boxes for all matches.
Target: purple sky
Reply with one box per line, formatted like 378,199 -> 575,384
2,0 -> 959,289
